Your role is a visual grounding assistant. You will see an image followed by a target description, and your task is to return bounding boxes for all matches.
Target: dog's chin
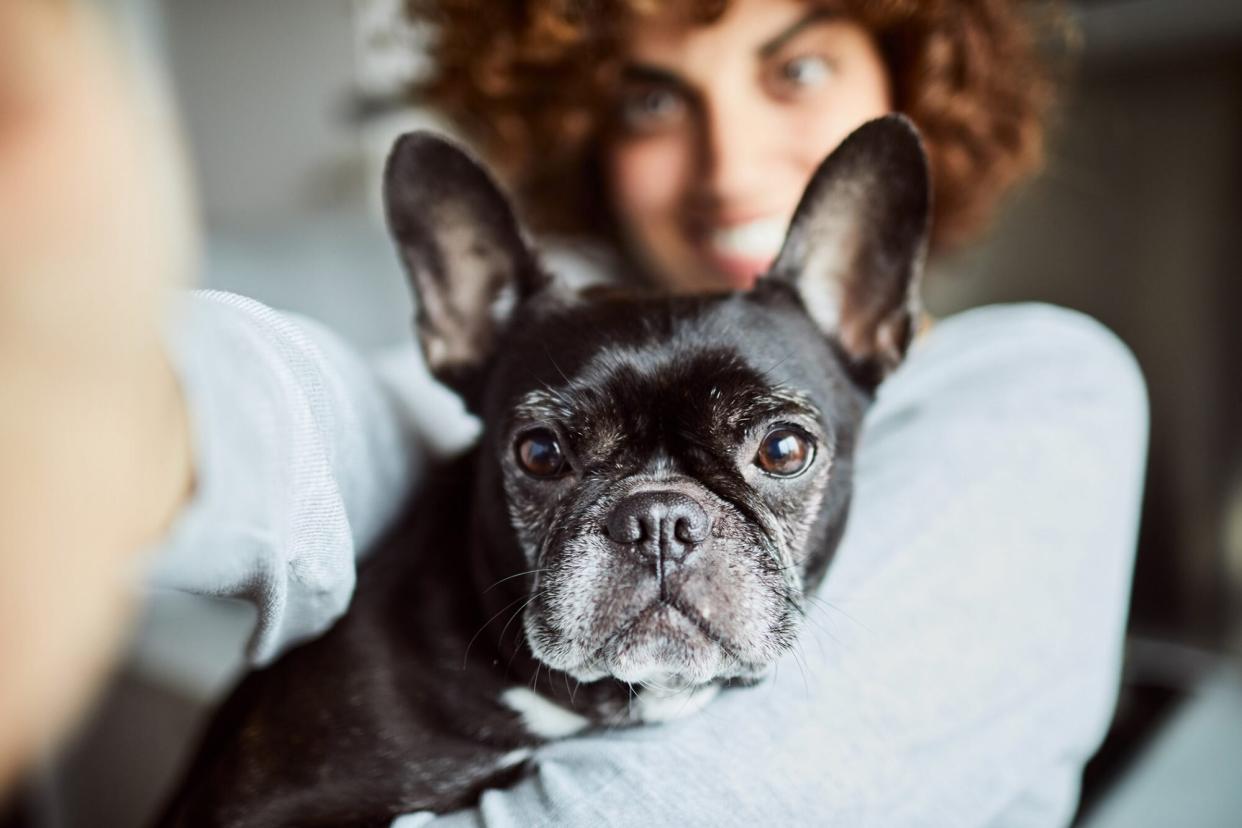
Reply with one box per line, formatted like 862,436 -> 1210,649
526,601 -> 781,688
598,601 -> 727,686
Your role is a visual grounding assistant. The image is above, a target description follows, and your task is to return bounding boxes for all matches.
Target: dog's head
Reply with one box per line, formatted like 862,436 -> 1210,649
384,117 -> 928,690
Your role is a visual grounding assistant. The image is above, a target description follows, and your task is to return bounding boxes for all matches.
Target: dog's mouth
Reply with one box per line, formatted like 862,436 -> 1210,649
589,596 -> 748,686
525,572 -> 792,687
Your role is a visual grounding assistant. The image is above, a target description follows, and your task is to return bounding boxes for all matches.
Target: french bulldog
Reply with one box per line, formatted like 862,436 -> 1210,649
157,114 -> 930,827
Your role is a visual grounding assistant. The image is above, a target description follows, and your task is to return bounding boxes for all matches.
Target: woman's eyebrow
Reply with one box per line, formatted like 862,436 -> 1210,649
619,63 -> 685,88
757,8 -> 842,58
618,6 -> 842,85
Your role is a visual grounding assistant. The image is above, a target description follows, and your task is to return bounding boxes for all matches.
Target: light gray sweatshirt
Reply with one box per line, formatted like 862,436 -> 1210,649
153,291 -> 1147,827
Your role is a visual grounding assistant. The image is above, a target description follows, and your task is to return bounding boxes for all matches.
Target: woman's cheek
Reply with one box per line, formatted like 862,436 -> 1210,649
608,135 -> 691,222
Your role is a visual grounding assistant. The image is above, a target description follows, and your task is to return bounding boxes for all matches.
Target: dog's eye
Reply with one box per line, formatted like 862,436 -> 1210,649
755,427 -> 814,477
515,428 -> 567,478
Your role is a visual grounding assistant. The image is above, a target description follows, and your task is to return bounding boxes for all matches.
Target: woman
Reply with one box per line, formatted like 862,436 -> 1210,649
413,0 -> 1053,290
1,1 -> 1147,824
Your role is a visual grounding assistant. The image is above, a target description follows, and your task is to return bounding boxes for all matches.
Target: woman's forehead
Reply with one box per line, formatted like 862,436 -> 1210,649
620,0 -> 842,67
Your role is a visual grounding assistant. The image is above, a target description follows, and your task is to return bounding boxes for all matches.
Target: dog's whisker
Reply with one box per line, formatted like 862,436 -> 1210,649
462,592 -> 531,670
784,594 -> 835,660
541,344 -> 573,388
775,588 -> 840,654
798,592 -> 870,635
775,585 -> 844,665
530,659 -> 545,695
814,597 -> 870,634
497,591 -> 544,658
483,567 -> 550,595
502,623 -> 532,677
788,639 -> 812,698
637,677 -> 675,695
757,351 -> 794,382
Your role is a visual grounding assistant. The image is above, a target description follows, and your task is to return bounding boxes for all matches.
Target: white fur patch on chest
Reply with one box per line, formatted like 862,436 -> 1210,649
498,747 -> 533,768
501,687 -> 591,739
633,683 -> 720,723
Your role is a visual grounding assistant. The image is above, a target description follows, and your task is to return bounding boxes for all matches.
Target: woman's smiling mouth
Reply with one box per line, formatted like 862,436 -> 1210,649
700,214 -> 790,289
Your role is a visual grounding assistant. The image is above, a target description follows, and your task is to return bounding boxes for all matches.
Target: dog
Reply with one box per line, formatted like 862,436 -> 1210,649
157,114 -> 930,827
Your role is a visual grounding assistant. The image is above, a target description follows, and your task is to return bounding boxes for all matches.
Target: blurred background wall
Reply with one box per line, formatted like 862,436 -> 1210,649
928,1 -> 1242,652
924,10 -> 1242,817
17,1 -> 1242,826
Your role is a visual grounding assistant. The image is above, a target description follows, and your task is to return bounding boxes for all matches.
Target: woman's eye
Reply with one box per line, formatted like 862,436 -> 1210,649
755,427 -> 815,477
771,54 -> 835,96
515,428 -> 568,478
618,85 -> 686,133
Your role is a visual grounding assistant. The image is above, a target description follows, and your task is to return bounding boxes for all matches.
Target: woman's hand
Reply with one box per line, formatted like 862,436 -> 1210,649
0,0 -> 195,791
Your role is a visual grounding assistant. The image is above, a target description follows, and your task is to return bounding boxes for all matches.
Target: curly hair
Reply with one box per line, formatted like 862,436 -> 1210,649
405,0 -> 1059,254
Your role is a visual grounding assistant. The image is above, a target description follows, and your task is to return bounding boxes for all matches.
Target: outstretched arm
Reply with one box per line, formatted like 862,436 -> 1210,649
424,304 -> 1148,827
148,290 -> 426,664
0,2 -> 428,788
0,0 -> 194,789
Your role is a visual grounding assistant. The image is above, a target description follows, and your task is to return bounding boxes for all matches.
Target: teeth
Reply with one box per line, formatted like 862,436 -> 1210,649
710,216 -> 789,259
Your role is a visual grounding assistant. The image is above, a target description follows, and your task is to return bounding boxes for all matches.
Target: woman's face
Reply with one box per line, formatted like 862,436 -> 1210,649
605,0 -> 892,292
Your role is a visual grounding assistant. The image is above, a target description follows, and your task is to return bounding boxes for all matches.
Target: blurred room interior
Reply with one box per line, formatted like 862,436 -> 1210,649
15,0 -> 1242,825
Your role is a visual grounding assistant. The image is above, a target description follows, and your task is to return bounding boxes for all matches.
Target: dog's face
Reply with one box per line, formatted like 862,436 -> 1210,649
384,117 -> 929,690
487,290 -> 864,688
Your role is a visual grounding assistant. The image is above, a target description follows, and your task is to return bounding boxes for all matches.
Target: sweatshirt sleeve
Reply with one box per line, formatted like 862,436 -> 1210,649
148,290 -> 424,666
419,303 -> 1149,828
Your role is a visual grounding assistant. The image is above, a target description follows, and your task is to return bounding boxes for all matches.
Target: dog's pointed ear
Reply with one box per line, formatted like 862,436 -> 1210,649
384,132 -> 544,391
768,115 -> 930,388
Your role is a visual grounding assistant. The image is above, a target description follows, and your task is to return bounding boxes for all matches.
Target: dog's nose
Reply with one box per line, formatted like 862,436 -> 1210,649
605,491 -> 711,564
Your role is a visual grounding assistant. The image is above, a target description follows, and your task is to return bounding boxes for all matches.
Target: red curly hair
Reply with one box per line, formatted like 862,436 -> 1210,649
405,0 -> 1059,254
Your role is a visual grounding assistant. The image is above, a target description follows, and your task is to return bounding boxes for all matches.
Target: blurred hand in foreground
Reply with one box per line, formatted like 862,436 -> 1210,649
0,0 -> 196,793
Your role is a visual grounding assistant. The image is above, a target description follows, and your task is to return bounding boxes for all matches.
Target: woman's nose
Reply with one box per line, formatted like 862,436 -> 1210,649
695,94 -> 775,212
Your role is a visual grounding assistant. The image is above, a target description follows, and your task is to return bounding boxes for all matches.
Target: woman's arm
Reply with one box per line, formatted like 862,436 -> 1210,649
148,290 -> 425,664
0,0 -> 194,789
0,1 -> 426,786
423,303 -> 1148,827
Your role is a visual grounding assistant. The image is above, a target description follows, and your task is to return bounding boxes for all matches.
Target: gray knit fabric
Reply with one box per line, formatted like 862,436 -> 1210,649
152,290 -> 421,664
155,292 -> 1147,827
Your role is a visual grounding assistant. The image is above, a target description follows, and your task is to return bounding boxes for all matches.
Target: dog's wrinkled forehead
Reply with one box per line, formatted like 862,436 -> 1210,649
487,290 -> 862,455
511,347 -> 817,460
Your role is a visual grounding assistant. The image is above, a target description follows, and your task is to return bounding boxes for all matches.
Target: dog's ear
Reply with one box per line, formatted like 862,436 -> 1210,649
768,115 -> 930,387
384,132 -> 544,392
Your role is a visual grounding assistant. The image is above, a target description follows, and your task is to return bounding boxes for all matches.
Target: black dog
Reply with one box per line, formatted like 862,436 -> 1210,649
158,115 -> 930,827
